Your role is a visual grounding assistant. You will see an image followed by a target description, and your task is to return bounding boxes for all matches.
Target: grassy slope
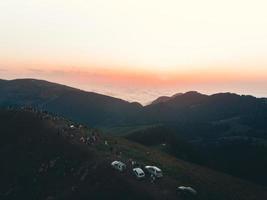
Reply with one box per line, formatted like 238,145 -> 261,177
0,109 -> 267,200
101,137 -> 267,200
0,109 -> 157,200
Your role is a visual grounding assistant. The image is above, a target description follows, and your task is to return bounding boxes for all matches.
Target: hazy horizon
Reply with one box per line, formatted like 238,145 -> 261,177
1,1 -> 267,104
2,77 -> 267,105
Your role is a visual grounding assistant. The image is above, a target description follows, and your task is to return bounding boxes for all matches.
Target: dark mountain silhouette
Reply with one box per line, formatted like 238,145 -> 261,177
0,79 -> 142,127
127,92 -> 267,185
1,79 -> 267,186
139,91 -> 267,124
150,96 -> 171,105
2,79 -> 266,128
150,92 -> 188,105
1,108 -> 267,200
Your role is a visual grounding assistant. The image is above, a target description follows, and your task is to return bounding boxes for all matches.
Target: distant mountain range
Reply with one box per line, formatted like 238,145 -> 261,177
1,79 -> 266,128
1,78 -> 267,185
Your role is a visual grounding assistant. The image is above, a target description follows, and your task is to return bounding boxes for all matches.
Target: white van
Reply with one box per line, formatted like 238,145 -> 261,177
111,161 -> 126,172
177,186 -> 197,196
145,166 -> 163,178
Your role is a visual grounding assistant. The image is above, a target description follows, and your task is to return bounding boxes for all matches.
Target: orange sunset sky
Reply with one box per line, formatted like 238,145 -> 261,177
1,0 -> 267,104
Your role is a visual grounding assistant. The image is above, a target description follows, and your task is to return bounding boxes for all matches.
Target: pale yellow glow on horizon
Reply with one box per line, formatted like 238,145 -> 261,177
1,0 -> 267,69
1,0 -> 267,103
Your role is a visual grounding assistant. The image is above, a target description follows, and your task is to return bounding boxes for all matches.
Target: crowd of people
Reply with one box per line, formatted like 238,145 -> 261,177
79,131 -> 101,146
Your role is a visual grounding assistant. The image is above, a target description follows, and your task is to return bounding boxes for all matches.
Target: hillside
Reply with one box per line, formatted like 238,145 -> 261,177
0,79 -> 142,127
127,92 -> 267,185
2,79 -> 267,129
1,109 -> 267,200
1,79 -> 267,186
150,93 -> 184,105
0,108 -> 173,200
126,124 -> 267,185
137,91 -> 267,124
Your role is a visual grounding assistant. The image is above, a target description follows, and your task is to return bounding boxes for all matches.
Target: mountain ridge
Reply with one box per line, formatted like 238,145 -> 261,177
1,78 -> 266,106
1,78 -> 267,188
0,78 -> 143,127
1,78 -> 267,130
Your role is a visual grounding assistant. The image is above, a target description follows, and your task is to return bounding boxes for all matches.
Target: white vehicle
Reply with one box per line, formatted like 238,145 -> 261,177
145,166 -> 163,178
70,124 -> 75,129
111,161 -> 126,172
132,168 -> 145,179
177,186 -> 197,195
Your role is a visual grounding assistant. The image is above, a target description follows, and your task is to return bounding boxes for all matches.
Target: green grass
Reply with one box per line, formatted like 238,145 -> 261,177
94,135 -> 267,200
100,124 -> 161,136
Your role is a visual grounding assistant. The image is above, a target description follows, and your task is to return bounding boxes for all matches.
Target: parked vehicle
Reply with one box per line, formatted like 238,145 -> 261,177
70,125 -> 75,129
145,166 -> 163,178
111,161 -> 126,172
132,168 -> 145,179
177,186 -> 197,197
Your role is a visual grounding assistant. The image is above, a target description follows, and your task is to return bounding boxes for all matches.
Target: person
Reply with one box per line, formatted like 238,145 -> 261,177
86,137 -> 90,145
127,158 -> 132,166
150,174 -> 155,184
80,136 -> 85,143
92,135 -> 96,143
89,136 -> 94,144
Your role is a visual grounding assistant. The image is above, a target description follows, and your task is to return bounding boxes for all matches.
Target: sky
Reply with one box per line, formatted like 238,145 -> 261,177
1,0 -> 267,104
